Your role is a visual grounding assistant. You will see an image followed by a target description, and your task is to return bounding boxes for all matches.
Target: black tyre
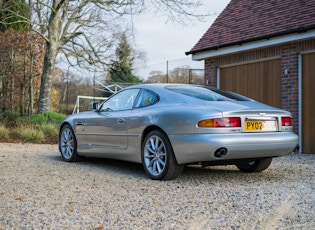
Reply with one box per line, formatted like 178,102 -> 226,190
236,158 -> 272,172
59,124 -> 81,162
142,130 -> 184,180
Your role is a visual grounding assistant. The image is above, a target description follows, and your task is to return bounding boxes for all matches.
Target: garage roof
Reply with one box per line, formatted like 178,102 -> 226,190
186,0 -> 315,55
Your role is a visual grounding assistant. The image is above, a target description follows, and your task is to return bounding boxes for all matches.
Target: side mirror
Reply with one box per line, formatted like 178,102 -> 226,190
90,102 -> 99,110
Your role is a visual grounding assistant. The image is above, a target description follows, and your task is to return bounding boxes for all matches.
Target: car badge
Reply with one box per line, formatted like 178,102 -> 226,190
258,113 -> 266,116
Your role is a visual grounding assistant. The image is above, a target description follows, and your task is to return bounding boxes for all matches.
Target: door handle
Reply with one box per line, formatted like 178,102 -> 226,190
117,118 -> 126,124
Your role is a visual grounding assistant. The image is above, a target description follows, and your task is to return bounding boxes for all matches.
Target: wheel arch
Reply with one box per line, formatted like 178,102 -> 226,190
141,125 -> 180,165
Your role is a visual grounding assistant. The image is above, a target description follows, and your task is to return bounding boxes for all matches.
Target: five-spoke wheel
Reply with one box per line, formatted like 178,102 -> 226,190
60,124 -> 80,162
142,130 -> 183,180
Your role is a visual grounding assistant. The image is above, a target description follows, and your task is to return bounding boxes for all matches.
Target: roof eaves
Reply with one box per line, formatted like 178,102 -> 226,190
185,24 -> 315,55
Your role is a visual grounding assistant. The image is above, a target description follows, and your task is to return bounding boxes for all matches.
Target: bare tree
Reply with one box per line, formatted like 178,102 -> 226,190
1,0 -> 207,113
146,70 -> 168,83
0,29 -> 44,115
170,66 -> 190,84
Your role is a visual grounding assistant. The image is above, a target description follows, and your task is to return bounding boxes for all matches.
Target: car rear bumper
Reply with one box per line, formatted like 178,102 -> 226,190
169,132 -> 299,164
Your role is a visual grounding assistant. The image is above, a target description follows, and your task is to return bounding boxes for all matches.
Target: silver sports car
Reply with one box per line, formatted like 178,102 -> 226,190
59,84 -> 299,180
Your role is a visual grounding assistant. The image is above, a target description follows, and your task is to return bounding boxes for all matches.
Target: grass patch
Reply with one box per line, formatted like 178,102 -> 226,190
0,111 -> 66,144
21,128 -> 45,143
40,124 -> 59,143
10,129 -> 21,139
0,126 -> 9,141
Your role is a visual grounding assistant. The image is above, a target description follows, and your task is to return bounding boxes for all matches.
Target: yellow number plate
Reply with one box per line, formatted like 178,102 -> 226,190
244,120 -> 277,132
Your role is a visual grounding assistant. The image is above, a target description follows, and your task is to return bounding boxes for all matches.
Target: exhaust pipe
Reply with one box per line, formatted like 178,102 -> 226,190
214,148 -> 228,158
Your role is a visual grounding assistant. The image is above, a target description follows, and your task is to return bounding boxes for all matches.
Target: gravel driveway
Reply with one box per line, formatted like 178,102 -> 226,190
0,143 -> 314,230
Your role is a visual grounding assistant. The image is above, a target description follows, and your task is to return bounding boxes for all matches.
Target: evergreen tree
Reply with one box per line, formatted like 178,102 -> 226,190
108,34 -> 142,83
0,0 -> 29,32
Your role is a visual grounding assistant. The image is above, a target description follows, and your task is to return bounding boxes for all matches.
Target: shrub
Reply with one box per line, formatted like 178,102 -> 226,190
41,124 -> 58,143
19,112 -> 66,126
41,124 -> 58,136
10,128 -> 22,140
19,114 -> 46,125
19,128 -> 45,143
44,111 -> 66,125
0,126 -> 9,141
0,110 -> 20,128
2,112 -> 66,143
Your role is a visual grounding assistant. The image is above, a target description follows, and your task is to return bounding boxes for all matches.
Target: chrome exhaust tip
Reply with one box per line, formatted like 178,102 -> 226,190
214,148 -> 228,158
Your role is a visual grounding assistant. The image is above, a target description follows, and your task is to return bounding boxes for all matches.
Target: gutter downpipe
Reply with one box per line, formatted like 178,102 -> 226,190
217,67 -> 220,89
298,53 -> 302,153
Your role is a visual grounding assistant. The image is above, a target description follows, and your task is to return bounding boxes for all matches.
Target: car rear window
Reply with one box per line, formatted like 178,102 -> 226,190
166,85 -> 248,101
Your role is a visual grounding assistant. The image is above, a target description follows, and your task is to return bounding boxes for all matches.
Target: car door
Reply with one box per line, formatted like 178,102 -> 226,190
83,88 -> 140,154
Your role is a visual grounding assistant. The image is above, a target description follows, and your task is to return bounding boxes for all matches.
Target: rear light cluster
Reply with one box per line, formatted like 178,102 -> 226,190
198,117 -> 241,128
281,117 -> 292,126
198,116 -> 293,128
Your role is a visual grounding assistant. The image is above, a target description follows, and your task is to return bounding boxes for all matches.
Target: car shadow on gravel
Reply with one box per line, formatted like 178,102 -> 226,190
180,163 -> 297,184
49,155 -> 147,179
49,154 -> 289,182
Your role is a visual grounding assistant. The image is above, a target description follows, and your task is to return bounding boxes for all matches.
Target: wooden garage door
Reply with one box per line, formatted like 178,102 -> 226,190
220,59 -> 281,108
302,53 -> 315,153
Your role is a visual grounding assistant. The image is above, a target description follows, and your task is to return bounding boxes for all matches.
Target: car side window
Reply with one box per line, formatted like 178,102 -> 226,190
135,89 -> 160,108
99,89 -> 140,111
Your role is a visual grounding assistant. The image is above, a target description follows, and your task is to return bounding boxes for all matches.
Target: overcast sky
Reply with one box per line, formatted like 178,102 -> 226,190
132,0 -> 230,77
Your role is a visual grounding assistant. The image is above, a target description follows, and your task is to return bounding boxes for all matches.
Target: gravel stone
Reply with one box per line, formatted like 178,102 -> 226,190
0,143 -> 314,229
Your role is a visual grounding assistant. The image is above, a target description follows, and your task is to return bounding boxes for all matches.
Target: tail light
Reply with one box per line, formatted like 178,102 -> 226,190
281,117 -> 292,126
198,117 -> 241,128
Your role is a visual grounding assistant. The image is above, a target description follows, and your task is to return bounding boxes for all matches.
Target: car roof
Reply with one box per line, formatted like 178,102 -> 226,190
126,84 -> 204,104
127,83 -> 187,88
127,83 -> 212,91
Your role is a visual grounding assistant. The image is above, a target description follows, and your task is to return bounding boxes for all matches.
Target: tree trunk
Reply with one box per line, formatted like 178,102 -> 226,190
37,42 -> 57,113
29,76 -> 33,115
20,84 -> 25,115
21,53 -> 28,116
10,50 -> 15,112
37,4 -> 62,114
29,51 -> 34,115
0,59 -> 5,111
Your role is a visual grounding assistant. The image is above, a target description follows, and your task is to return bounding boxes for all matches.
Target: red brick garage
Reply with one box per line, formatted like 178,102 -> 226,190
186,0 -> 315,153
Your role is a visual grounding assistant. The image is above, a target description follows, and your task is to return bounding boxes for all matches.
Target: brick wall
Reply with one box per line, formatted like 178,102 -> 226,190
204,38 -> 315,134
280,44 -> 299,131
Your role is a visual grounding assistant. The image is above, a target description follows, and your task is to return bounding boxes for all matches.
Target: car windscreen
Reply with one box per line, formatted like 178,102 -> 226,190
166,85 -> 248,101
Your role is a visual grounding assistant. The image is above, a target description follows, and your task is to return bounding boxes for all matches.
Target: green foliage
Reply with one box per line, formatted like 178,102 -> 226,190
19,114 -> 46,125
19,112 -> 66,125
0,110 -> 20,128
44,112 -> 66,125
0,0 -> 30,32
108,33 -> 142,83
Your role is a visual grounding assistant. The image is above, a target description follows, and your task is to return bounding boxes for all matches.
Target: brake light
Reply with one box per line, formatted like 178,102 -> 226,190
198,117 -> 241,128
281,117 -> 292,126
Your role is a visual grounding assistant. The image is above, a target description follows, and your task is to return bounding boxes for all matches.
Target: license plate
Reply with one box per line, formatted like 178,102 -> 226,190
244,120 -> 277,132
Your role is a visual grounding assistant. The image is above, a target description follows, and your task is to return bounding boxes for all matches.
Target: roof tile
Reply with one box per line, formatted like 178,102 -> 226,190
188,0 -> 315,54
